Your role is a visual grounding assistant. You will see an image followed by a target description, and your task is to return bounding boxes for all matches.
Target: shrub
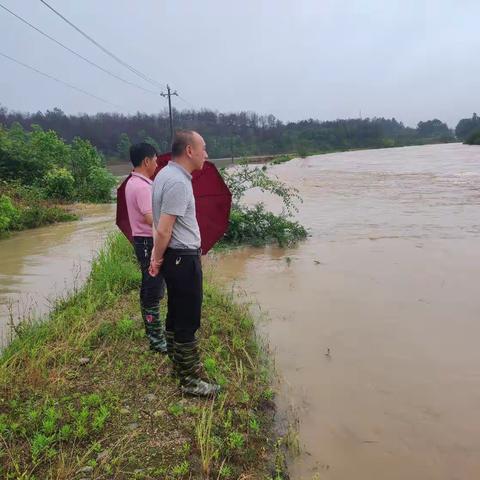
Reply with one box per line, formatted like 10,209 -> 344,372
296,144 -> 309,158
80,165 -> 117,203
221,164 -> 301,216
0,125 -> 116,204
43,168 -> 75,201
465,129 -> 480,145
220,164 -> 307,247
0,194 -> 19,233
222,204 -> 307,247
16,205 -> 72,230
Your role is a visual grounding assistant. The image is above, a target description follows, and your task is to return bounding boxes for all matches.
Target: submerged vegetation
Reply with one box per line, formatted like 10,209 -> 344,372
221,163 -> 308,248
0,234 -> 292,479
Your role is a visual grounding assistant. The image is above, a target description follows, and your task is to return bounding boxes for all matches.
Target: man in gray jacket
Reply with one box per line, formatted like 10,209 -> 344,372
149,130 -> 220,397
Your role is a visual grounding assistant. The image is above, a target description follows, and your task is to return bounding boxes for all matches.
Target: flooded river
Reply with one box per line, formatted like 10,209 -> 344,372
1,143 -> 479,479
0,204 -> 114,345
210,143 -> 480,480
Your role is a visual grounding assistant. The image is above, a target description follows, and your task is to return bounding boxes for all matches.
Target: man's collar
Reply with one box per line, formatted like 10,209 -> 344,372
131,171 -> 153,184
169,160 -> 192,180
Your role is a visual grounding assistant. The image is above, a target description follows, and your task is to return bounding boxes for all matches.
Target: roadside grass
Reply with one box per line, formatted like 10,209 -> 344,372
0,233 -> 289,479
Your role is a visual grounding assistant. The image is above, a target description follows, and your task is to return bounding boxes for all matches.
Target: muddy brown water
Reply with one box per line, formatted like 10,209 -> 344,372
0,204 -> 115,346
1,144 -> 479,479
208,143 -> 480,480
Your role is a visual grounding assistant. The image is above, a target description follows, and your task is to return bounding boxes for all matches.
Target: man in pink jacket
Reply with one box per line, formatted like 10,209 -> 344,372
125,142 -> 166,353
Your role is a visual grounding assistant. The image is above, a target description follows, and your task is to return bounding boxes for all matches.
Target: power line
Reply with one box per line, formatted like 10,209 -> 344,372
39,0 -> 165,90
0,51 -> 120,108
177,94 -> 196,110
0,3 -> 159,95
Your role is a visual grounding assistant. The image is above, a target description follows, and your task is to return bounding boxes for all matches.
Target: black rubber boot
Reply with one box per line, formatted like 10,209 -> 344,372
142,307 -> 167,353
174,339 -> 220,397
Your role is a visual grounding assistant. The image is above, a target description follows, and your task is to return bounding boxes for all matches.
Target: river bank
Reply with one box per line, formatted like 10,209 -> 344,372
0,181 -> 79,239
0,233 -> 288,479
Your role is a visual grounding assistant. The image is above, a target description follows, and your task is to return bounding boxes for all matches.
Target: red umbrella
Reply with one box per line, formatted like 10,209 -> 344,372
116,152 -> 232,254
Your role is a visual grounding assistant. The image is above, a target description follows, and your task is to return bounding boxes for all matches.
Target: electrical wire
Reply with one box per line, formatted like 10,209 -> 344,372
0,51 -> 120,108
39,0 -> 165,90
0,3 -> 159,95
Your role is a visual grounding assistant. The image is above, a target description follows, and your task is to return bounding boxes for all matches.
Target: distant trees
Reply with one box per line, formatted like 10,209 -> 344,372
455,113 -> 480,142
417,119 -> 451,139
0,105 -> 458,159
116,133 -> 131,160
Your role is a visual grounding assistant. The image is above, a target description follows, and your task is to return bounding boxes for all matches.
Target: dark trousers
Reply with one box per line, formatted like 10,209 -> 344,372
133,236 -> 165,318
161,249 -> 203,343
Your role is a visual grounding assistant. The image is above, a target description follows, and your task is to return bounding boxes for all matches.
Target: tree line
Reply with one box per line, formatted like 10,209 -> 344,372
1,106 -> 472,161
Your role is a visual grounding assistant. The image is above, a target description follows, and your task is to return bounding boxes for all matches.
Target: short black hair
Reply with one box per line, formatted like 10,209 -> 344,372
129,142 -> 157,167
171,130 -> 196,158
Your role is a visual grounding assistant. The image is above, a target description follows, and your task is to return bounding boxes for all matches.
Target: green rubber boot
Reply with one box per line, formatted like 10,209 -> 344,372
142,307 -> 167,353
165,330 -> 175,362
174,339 -> 220,397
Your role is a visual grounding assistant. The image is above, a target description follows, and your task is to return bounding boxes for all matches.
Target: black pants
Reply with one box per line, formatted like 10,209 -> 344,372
161,249 -> 203,343
133,236 -> 165,316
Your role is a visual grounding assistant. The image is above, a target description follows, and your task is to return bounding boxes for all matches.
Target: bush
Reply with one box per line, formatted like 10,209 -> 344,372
43,168 -> 75,201
0,125 -> 116,204
0,194 -> 19,233
220,164 -> 307,248
296,145 -> 309,158
80,165 -> 117,203
16,205 -> 75,230
222,164 -> 301,216
222,204 -> 307,247
0,182 -> 77,234
465,129 -> 480,145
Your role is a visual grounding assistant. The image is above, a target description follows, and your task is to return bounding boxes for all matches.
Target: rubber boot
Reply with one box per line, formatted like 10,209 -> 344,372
165,330 -> 177,377
174,339 -> 221,397
142,307 -> 167,353
165,330 -> 175,362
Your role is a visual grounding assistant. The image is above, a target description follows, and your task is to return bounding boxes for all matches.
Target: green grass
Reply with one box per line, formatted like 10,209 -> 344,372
0,233 -> 289,479
0,182 -> 78,237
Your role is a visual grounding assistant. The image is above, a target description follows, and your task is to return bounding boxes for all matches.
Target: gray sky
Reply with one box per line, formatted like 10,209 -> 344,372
0,0 -> 478,127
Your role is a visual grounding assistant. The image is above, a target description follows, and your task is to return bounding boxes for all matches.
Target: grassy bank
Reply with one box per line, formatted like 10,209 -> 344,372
0,234 -> 287,479
0,182 -> 78,237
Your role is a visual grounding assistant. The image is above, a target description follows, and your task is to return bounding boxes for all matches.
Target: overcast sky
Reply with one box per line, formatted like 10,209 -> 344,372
0,0 -> 478,127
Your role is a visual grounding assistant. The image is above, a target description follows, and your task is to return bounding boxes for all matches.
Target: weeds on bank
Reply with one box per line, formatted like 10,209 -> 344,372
0,233 -> 289,479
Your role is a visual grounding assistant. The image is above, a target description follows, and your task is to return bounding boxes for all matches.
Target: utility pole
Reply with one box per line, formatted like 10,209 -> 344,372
160,84 -> 178,144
